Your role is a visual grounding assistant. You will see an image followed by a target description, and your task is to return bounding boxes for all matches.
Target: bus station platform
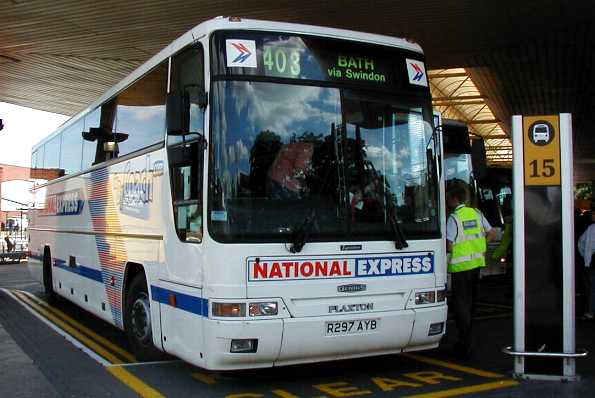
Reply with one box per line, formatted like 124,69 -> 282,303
1,261 -> 593,398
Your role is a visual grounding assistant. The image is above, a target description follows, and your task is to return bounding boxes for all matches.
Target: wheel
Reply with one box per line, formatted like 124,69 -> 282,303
42,247 -> 57,301
124,274 -> 162,361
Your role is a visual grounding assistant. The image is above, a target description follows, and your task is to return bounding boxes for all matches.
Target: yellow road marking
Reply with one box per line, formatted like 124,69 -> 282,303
107,366 -> 165,398
272,390 -> 302,398
401,353 -> 503,379
11,289 -> 513,398
20,291 -> 137,363
402,380 -> 519,398
192,371 -> 217,385
12,291 -> 165,398
13,291 -> 123,364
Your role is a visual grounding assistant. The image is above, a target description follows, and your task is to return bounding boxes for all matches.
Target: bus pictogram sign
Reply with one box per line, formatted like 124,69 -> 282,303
522,115 -> 561,186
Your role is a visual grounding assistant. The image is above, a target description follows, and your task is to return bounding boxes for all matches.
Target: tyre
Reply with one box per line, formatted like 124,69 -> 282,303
42,247 -> 57,301
124,274 -> 162,361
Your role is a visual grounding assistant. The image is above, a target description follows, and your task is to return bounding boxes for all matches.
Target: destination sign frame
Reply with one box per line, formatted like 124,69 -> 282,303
211,30 -> 429,92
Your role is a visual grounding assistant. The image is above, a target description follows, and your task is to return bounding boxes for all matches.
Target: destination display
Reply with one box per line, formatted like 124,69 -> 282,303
213,31 -> 427,90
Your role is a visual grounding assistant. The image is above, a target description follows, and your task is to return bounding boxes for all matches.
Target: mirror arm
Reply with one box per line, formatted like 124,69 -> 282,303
198,91 -> 208,109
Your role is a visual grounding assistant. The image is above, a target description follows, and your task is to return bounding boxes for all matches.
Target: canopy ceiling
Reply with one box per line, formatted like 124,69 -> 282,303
1,0 -> 593,172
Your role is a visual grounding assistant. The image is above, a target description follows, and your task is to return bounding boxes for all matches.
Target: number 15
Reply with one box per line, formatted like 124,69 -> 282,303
529,159 -> 555,177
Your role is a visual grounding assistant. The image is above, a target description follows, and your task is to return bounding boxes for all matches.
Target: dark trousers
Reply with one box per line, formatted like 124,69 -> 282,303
451,267 -> 480,351
580,266 -> 593,314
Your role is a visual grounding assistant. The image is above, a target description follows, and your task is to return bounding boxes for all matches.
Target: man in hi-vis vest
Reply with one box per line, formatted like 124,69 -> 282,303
446,183 -> 497,358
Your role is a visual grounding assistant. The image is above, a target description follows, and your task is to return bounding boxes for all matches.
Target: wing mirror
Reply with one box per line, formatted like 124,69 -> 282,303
166,86 -> 207,136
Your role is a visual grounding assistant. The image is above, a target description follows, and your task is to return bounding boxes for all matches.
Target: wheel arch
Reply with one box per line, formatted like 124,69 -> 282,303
122,262 -> 148,305
122,261 -> 164,357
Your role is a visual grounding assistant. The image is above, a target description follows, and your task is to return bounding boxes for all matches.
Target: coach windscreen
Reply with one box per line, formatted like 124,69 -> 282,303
208,31 -> 439,243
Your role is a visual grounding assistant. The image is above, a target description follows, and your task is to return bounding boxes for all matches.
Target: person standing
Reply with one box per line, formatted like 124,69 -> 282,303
4,235 -> 14,252
578,209 -> 595,319
446,184 -> 497,358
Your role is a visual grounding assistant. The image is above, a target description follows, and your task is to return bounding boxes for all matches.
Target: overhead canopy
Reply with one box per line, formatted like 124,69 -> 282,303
430,68 -> 512,166
1,1 -> 594,172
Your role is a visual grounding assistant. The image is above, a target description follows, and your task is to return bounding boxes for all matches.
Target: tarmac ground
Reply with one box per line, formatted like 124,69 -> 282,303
0,261 -> 593,398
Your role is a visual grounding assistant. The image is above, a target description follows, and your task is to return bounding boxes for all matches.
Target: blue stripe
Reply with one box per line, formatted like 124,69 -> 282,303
48,256 -> 208,318
53,258 -> 103,282
150,285 -> 208,317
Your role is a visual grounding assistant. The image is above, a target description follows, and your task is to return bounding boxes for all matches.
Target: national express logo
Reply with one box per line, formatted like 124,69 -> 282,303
410,63 -> 424,81
41,189 -> 84,216
248,252 -> 434,281
226,39 -> 257,68
406,59 -> 428,87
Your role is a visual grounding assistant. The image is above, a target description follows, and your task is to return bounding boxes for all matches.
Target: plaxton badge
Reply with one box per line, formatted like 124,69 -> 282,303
247,252 -> 434,281
329,303 -> 373,313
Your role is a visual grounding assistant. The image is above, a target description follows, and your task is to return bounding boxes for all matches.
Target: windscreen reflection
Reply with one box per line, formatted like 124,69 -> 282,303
209,81 -> 439,242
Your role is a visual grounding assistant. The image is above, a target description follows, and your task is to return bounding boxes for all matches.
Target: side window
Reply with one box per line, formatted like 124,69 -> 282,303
82,108 -> 102,168
82,61 -> 167,167
115,61 -> 168,156
168,43 -> 205,242
36,145 -> 45,170
44,133 -> 63,177
83,100 -> 118,166
31,150 -> 37,169
60,119 -> 84,175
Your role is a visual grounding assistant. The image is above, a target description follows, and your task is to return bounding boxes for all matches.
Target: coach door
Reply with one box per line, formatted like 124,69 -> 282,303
164,42 -> 207,283
158,42 -> 208,360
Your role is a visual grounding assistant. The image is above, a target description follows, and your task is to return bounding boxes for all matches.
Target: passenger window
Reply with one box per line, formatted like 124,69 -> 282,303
83,101 -> 117,166
36,146 -> 45,170
31,151 -> 37,169
114,61 -> 168,156
60,120 -> 84,175
82,108 -> 101,168
81,61 -> 167,167
44,133 -> 63,173
168,43 -> 205,242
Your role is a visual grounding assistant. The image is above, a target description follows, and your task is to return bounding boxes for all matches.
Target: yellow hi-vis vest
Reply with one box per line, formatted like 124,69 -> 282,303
448,206 -> 487,273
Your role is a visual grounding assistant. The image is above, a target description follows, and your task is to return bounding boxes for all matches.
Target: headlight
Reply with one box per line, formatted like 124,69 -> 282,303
212,302 -> 245,317
230,339 -> 258,353
415,291 -> 436,305
249,302 -> 278,316
428,322 -> 444,336
436,289 -> 446,302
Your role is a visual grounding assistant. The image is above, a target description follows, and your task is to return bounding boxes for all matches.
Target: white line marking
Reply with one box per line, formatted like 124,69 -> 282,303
1,288 -> 111,366
17,290 -> 178,367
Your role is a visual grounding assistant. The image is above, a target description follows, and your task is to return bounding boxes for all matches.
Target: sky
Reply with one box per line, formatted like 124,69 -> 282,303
0,102 -> 69,167
0,102 -> 69,211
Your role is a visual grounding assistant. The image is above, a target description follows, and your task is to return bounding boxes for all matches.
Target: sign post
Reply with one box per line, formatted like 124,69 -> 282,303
505,113 -> 587,380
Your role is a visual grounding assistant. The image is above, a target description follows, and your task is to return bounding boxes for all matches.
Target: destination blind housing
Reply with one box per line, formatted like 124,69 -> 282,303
211,31 -> 428,92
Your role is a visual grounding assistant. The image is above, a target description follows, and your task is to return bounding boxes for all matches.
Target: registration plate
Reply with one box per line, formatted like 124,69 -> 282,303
325,319 -> 379,336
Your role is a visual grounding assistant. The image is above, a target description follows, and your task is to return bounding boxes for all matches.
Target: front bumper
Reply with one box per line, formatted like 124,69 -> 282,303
201,304 -> 447,370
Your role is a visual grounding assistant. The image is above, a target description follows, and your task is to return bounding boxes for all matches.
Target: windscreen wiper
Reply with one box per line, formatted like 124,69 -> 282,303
384,192 -> 409,250
289,124 -> 338,254
290,209 -> 317,253
289,163 -> 333,253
